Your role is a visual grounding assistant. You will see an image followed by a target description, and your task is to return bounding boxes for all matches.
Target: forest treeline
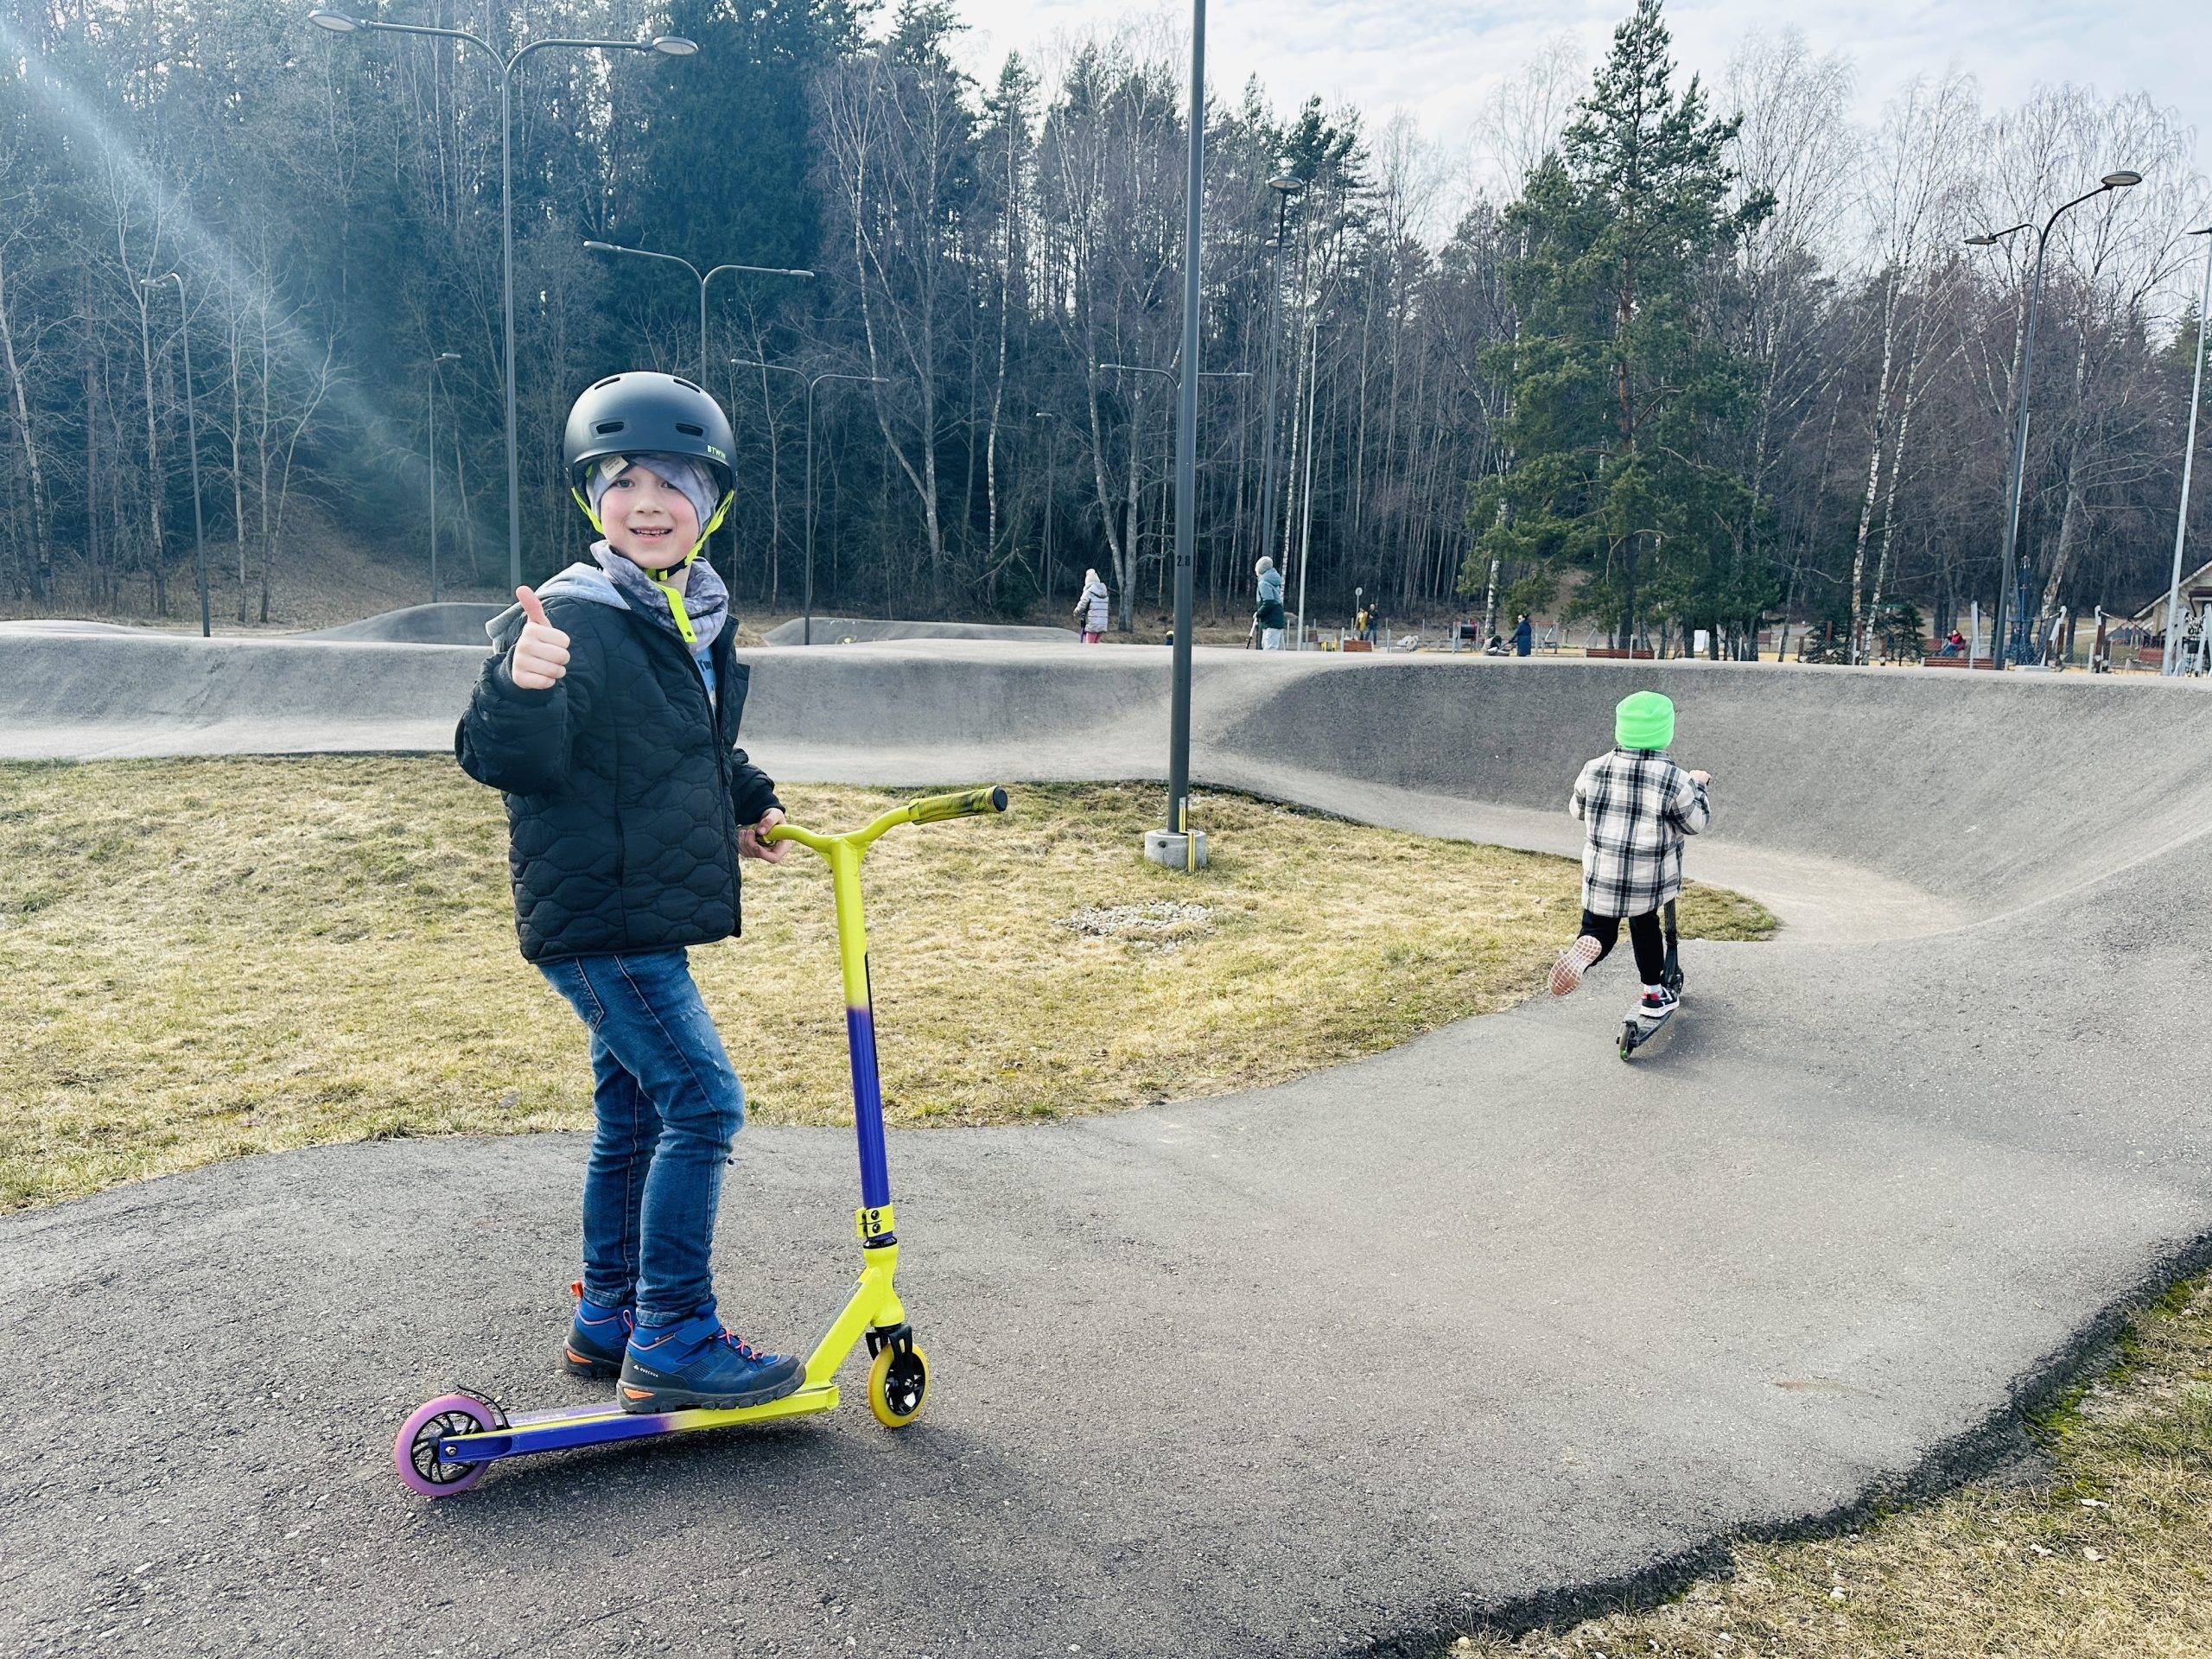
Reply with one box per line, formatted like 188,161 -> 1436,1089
0,0 -> 2207,652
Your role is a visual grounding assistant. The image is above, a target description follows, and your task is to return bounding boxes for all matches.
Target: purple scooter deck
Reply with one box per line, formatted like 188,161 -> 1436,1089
436,1382 -> 842,1465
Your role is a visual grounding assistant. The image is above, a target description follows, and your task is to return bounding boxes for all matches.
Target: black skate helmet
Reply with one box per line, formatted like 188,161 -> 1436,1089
561,371 -> 735,565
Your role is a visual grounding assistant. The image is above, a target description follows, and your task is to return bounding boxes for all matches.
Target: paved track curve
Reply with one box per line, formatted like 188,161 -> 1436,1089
3,635 -> 2209,1659
296,601 -> 506,645
761,615 -> 1077,645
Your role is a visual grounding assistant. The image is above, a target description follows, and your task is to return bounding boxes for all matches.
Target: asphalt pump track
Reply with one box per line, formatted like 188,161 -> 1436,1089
3,631 -> 2210,1658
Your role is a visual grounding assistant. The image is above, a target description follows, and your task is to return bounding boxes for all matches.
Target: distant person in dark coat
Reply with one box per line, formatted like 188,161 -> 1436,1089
1513,614 -> 1533,657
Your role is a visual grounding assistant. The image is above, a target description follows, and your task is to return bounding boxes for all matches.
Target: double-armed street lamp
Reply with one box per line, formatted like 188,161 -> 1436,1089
588,241 -> 812,566
583,240 -> 814,386
307,10 -> 699,590
141,271 -> 208,638
1966,169 -> 2140,665
728,359 -> 889,645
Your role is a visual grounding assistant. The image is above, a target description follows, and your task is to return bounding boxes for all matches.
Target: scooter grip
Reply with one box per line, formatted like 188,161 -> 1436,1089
909,786 -> 1010,823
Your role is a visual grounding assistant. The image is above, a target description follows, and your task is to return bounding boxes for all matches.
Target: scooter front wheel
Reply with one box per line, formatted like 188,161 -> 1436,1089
394,1393 -> 499,1497
868,1343 -> 929,1427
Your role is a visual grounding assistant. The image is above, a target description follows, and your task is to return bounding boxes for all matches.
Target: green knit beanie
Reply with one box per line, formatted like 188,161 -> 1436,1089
1615,690 -> 1675,751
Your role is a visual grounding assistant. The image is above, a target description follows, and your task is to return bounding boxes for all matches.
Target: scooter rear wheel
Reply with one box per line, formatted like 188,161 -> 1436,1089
394,1393 -> 499,1497
868,1344 -> 929,1427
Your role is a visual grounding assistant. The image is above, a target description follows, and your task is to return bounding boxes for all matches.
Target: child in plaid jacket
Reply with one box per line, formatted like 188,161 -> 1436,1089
1548,690 -> 1711,1021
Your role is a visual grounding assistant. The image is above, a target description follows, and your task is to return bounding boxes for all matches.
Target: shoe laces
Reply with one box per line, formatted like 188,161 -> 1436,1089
715,1326 -> 764,1362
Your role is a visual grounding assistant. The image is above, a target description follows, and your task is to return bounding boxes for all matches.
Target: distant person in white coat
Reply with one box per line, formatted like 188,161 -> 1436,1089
1255,556 -> 1287,651
1075,569 -> 1110,643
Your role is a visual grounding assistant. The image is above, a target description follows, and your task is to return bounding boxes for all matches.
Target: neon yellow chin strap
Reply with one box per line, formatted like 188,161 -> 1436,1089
569,486 -> 734,646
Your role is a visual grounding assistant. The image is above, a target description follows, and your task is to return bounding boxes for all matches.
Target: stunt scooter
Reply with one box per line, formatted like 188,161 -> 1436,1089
392,785 -> 1012,1497
1617,898 -> 1683,1062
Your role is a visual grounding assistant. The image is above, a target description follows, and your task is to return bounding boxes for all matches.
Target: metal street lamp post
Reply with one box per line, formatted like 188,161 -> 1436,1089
1034,410 -> 1058,603
1967,169 -> 2140,666
2161,226 -> 2212,675
731,360 -> 888,645
308,10 -> 699,590
1257,175 -> 1302,574
1292,307 -> 1322,650
427,352 -> 460,602
141,272 -> 208,637
1153,0 -> 1211,860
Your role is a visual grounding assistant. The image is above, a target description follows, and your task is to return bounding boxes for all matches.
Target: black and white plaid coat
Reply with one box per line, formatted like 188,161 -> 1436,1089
1569,748 -> 1711,918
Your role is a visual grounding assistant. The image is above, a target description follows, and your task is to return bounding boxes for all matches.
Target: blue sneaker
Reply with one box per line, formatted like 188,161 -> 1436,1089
563,1281 -> 635,1380
617,1310 -> 804,1414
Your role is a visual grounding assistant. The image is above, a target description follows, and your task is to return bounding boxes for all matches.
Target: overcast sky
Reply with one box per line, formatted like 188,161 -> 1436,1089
944,0 -> 2211,184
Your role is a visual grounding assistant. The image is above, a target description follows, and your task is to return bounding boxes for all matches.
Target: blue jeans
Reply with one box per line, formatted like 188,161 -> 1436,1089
536,948 -> 745,1328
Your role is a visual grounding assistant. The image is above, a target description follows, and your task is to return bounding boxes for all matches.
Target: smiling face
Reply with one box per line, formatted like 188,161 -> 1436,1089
600,463 -> 700,572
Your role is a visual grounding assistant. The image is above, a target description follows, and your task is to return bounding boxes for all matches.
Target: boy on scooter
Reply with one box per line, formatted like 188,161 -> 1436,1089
1546,690 -> 1711,1027
455,371 -> 804,1414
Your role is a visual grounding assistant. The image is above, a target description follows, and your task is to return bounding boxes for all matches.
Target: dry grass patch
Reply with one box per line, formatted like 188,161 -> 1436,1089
1450,1275 -> 2212,1659
0,758 -> 1770,1209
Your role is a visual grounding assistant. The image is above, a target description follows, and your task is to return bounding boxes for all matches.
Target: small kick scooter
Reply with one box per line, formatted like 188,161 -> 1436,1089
393,785 -> 1012,1496
1617,898 -> 1683,1062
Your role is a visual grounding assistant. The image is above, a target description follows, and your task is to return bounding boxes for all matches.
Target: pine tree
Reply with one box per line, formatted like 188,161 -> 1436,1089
619,0 -> 857,290
1465,0 -> 1771,648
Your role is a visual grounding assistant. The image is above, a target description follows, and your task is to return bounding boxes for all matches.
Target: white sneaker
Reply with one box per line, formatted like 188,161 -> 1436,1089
1636,985 -> 1680,1024
1549,936 -> 1605,996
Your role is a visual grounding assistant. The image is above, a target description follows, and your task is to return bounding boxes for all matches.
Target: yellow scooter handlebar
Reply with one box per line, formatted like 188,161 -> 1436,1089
908,786 -> 1010,824
764,785 -> 1010,854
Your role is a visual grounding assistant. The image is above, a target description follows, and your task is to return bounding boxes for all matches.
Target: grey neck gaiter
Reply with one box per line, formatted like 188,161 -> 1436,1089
590,540 -> 730,655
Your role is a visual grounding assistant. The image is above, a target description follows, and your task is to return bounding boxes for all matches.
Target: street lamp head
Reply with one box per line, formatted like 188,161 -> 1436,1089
1964,233 -> 1999,246
651,35 -> 698,55
2101,170 -> 2143,188
306,10 -> 363,32
1267,174 -> 1302,195
435,352 -> 461,362
788,269 -> 817,280
582,240 -> 615,252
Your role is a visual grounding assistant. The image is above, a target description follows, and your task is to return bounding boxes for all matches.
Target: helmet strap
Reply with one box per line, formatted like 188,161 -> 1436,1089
652,569 -> 699,645
680,491 -> 733,567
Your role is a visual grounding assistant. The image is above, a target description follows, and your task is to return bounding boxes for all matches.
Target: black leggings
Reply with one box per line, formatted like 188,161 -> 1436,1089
1581,908 -> 1667,985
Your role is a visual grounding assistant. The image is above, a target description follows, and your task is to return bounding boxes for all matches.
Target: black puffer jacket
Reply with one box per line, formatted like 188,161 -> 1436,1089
455,591 -> 779,963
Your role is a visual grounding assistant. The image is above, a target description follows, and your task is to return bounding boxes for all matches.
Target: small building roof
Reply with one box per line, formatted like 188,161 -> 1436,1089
2129,555 -> 2212,623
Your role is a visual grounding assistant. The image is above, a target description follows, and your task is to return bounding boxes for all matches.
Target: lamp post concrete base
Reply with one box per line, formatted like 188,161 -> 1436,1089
1142,829 -> 1209,871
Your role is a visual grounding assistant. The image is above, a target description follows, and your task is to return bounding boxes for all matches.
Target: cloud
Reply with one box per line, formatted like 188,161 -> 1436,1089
944,0 -> 2209,171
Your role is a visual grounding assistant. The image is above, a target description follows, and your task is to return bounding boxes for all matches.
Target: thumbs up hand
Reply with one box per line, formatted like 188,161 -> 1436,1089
506,586 -> 570,691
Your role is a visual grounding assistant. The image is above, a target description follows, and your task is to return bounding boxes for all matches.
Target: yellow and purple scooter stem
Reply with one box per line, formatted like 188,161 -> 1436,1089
393,786 -> 1011,1497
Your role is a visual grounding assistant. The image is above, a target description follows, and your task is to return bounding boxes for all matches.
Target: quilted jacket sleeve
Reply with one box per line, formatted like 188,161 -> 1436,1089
727,749 -> 782,829
454,607 -> 602,796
